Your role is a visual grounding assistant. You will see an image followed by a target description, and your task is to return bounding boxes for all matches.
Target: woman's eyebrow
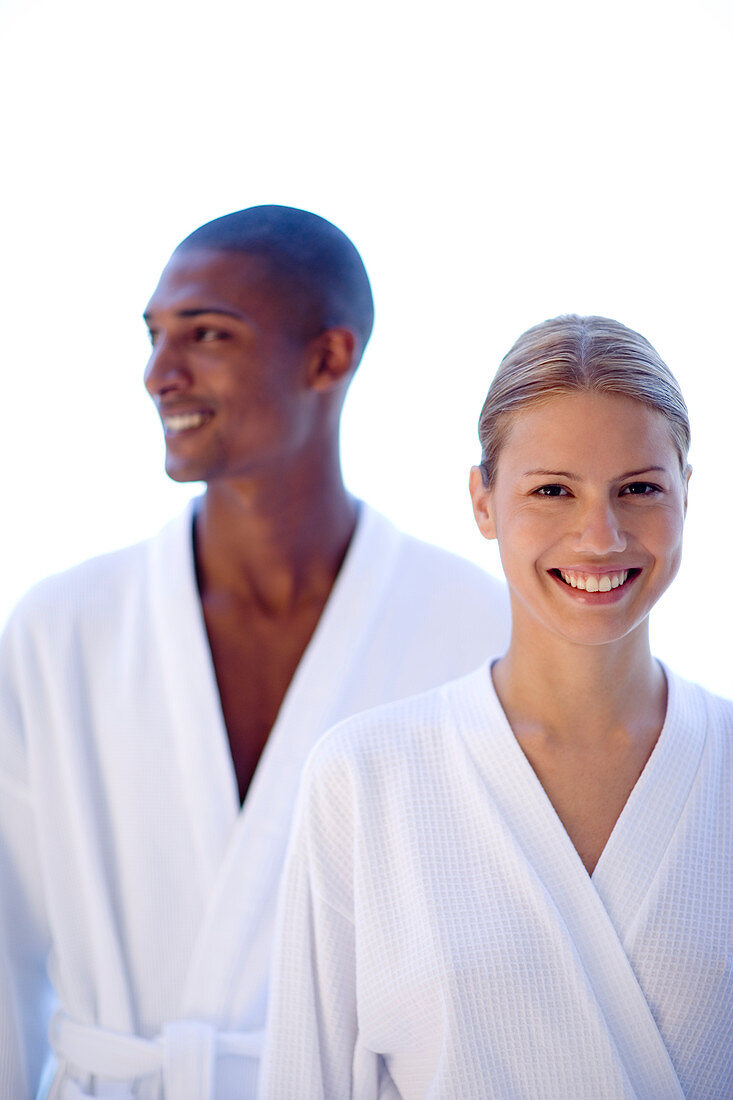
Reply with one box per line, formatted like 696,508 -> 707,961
521,465 -> 669,480
617,466 -> 668,478
522,469 -> 579,479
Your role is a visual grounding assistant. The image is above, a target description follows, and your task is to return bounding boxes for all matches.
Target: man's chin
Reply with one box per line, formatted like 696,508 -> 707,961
164,459 -> 210,484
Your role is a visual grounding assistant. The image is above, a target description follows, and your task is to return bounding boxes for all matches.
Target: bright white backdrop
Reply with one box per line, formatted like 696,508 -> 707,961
1,0 -> 731,696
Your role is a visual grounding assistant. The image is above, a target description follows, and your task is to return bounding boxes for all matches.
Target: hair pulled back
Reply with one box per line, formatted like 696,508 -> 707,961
478,315 -> 690,487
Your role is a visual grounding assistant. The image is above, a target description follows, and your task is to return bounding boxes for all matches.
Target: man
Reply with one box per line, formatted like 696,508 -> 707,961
0,205 -> 510,1098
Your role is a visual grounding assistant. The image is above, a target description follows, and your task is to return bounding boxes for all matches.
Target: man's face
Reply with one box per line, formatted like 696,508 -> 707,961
143,248 -> 317,483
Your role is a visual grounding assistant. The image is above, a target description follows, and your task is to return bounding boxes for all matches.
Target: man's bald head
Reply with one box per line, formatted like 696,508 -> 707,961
175,205 -> 375,356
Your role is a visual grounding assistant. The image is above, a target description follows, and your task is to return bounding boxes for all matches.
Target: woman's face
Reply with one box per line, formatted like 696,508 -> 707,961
470,390 -> 690,651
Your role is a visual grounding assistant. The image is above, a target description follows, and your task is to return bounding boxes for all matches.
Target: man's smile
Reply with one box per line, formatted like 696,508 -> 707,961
158,400 -> 216,436
161,410 -> 214,434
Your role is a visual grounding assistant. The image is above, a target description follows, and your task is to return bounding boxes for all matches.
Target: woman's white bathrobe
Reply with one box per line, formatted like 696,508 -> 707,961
261,663 -> 733,1100
0,502 -> 510,1100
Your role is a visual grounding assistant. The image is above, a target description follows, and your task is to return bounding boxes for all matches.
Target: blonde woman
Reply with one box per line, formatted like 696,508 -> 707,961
260,316 -> 732,1099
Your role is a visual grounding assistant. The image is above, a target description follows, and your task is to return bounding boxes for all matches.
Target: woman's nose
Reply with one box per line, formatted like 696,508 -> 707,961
573,499 -> 627,555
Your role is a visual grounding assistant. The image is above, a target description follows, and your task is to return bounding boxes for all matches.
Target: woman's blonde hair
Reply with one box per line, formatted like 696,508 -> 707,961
478,315 -> 691,487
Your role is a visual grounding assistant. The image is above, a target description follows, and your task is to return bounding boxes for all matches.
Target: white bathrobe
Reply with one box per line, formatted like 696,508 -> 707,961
0,501 -> 509,1100
261,663 -> 733,1100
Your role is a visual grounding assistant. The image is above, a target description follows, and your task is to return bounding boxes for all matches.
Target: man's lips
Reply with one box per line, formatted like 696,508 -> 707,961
550,567 -> 642,594
159,406 -> 215,435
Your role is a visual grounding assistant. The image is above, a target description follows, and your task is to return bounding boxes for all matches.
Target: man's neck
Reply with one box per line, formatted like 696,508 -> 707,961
193,464 -> 359,614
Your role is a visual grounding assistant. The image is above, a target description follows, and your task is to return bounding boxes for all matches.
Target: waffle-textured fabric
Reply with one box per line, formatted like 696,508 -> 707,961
0,501 -> 510,1100
260,663 -> 733,1099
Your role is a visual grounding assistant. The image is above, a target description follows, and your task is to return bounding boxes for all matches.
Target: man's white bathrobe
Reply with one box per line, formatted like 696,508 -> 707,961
0,502 -> 510,1100
261,663 -> 733,1100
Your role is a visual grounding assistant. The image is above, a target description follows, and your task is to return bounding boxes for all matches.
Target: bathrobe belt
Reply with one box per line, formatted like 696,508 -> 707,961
48,1010 -> 264,1099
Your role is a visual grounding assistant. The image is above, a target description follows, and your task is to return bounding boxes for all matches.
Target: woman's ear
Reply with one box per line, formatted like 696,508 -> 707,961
469,465 -> 497,540
682,464 -> 692,517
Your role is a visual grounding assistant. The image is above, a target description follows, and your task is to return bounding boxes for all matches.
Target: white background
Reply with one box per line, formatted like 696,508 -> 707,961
1,0 -> 731,696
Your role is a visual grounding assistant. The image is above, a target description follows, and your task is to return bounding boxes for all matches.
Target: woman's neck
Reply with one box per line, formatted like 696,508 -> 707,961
492,623 -> 667,750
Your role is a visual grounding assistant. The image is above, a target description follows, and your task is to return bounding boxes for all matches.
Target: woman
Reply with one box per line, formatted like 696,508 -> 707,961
259,316 -> 732,1099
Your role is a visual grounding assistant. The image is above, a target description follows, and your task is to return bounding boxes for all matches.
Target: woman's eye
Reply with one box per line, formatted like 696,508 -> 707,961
621,482 -> 661,496
534,484 -> 569,497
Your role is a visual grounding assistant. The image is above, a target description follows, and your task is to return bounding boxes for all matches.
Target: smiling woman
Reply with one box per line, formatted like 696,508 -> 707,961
260,314 -> 732,1100
470,388 -> 689,656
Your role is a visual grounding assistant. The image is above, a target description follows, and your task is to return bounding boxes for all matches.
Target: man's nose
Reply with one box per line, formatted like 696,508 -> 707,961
144,337 -> 192,397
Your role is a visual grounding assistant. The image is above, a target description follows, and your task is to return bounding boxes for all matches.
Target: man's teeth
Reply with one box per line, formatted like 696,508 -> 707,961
163,412 -> 209,431
558,569 -> 630,592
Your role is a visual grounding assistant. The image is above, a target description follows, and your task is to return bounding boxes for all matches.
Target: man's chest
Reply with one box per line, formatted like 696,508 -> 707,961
202,598 -> 326,801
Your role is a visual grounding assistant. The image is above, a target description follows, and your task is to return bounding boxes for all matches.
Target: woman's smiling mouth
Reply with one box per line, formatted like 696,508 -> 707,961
550,568 -> 642,594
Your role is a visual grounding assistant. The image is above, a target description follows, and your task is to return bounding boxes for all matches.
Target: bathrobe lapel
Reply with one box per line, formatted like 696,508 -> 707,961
457,668 -> 691,1100
591,670 -> 707,940
154,504 -> 403,1023
147,501 -> 240,899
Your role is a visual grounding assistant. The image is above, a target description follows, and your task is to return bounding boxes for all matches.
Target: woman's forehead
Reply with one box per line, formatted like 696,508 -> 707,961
498,392 -> 679,474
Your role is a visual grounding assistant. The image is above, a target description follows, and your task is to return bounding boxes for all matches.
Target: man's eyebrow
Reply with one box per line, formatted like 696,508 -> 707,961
142,307 -> 246,324
522,466 -> 669,480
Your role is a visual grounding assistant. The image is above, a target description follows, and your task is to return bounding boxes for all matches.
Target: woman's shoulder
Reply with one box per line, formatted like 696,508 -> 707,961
289,666 -> 495,907
304,684 -> 453,790
311,664 -> 491,772
665,665 -> 733,734
294,666 -> 493,832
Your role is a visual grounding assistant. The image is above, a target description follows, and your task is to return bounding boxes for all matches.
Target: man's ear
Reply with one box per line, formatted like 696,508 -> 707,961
469,465 -> 497,540
307,329 -> 358,392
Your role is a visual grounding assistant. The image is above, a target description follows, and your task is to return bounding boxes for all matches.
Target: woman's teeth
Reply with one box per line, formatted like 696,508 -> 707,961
557,569 -> 630,592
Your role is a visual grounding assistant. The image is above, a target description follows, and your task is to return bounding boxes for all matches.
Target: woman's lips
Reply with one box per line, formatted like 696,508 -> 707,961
557,568 -> 631,592
550,567 -> 641,595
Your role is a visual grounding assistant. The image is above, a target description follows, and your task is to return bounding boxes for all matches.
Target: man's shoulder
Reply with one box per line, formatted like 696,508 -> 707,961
349,504 -> 510,671
5,507 -> 192,638
398,529 -> 504,593
364,504 -> 506,597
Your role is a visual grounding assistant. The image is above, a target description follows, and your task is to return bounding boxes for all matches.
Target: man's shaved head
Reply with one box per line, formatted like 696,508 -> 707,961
176,204 -> 375,354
